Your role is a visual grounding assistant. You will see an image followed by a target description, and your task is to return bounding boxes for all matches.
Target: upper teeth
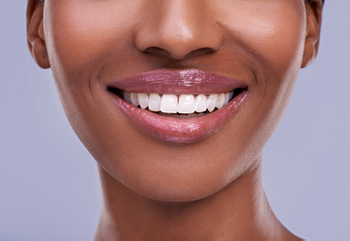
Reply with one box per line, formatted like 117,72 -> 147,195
123,92 -> 234,114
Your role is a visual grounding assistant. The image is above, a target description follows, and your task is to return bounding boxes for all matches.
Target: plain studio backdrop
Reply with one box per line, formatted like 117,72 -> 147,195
1,1 -> 349,241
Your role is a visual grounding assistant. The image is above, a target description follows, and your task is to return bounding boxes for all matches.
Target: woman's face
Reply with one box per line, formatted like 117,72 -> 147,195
36,0 -> 318,201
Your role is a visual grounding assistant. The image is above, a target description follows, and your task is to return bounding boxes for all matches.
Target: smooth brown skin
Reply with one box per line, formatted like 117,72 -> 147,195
27,0 -> 323,240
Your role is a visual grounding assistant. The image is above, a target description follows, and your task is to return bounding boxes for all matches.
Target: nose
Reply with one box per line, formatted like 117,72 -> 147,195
134,0 -> 223,60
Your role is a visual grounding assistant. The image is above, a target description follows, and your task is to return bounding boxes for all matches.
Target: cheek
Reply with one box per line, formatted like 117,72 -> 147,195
44,0 -> 142,73
42,0 -> 144,131
216,1 -> 307,157
218,1 -> 306,72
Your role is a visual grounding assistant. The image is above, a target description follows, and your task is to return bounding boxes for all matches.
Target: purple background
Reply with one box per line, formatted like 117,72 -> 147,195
1,1 -> 349,240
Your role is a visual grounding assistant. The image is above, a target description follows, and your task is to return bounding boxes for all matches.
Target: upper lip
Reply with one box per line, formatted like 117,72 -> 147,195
107,69 -> 248,94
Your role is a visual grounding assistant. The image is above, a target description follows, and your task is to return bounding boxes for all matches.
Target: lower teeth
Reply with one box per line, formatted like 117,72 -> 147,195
158,112 -> 206,118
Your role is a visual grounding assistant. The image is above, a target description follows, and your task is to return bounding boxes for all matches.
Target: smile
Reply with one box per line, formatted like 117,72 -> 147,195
108,90 -> 250,117
107,69 -> 249,143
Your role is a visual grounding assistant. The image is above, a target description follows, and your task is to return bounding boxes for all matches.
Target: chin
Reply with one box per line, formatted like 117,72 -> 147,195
97,148 -> 254,203
125,176 -> 228,203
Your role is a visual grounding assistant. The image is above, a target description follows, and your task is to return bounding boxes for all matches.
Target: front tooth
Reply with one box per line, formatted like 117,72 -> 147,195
149,93 -> 161,112
195,94 -> 207,113
160,94 -> 178,113
131,93 -> 139,106
216,93 -> 225,109
178,94 -> 195,114
207,94 -> 218,112
138,93 -> 149,109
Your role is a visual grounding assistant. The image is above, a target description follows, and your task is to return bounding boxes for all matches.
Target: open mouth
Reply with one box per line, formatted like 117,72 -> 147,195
108,88 -> 246,118
106,69 -> 249,143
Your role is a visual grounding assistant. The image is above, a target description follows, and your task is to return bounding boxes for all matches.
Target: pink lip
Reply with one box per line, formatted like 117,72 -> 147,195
107,69 -> 249,144
108,69 -> 247,94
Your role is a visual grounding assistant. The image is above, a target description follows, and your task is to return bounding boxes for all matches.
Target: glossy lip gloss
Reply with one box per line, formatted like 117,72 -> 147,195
107,69 -> 249,144
108,69 -> 247,94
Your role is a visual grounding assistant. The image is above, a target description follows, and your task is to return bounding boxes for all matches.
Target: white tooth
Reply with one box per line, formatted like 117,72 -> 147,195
178,94 -> 195,114
148,93 -> 161,112
123,92 -> 131,104
216,93 -> 225,109
224,92 -> 230,105
131,93 -> 139,106
229,91 -> 234,101
138,93 -> 149,109
160,94 -> 178,113
207,94 -> 218,112
195,94 -> 207,113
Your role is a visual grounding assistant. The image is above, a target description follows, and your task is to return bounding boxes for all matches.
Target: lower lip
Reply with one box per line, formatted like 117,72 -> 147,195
109,92 -> 248,144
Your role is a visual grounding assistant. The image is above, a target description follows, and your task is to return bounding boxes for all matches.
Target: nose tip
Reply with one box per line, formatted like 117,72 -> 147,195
134,1 -> 223,60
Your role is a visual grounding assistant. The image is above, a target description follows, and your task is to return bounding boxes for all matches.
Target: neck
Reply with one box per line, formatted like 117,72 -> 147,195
94,156 -> 300,241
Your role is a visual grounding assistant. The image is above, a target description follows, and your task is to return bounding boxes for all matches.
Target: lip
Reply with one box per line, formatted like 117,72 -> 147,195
108,69 -> 247,94
107,69 -> 249,144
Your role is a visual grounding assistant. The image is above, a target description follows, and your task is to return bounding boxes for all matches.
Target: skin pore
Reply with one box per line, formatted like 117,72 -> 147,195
27,0 -> 323,240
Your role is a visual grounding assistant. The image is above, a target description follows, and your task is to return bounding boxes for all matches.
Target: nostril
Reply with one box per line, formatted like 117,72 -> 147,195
143,46 -> 216,60
187,47 -> 216,58
143,47 -> 172,58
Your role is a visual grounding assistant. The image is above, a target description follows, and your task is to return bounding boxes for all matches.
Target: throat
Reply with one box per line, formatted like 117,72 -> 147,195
93,159 -> 292,241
